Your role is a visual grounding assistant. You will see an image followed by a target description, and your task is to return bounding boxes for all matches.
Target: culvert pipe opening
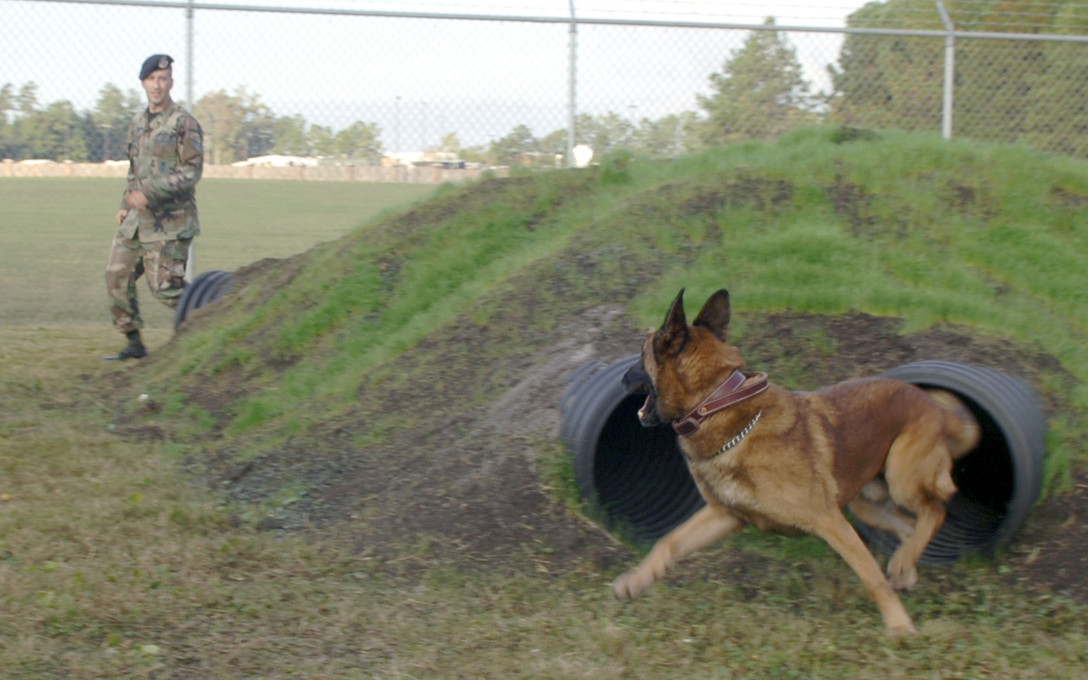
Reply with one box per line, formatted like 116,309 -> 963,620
175,269 -> 234,330
559,357 -> 1046,562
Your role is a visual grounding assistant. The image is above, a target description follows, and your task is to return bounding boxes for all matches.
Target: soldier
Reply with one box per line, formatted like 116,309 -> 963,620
105,53 -> 204,360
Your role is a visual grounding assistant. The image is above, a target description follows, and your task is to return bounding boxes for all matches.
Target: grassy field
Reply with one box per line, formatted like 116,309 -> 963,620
0,177 -> 436,328
3,133 -> 1088,679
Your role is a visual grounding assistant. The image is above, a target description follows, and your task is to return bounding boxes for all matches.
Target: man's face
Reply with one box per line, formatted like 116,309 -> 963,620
141,68 -> 173,111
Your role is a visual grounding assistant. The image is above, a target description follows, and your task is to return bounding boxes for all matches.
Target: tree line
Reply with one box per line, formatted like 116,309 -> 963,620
0,82 -> 388,166
0,78 -> 715,167
4,1 -> 1087,166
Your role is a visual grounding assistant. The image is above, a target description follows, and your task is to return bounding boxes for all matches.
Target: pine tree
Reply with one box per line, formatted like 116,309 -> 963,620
697,17 -> 816,145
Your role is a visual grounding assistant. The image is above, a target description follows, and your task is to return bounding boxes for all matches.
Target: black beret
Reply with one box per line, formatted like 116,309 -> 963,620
139,54 -> 174,81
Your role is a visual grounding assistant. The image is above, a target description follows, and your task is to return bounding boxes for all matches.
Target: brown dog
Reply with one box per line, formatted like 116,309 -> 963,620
614,289 -> 980,635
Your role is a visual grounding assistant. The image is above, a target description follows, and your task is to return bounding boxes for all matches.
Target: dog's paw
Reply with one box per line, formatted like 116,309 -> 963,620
886,560 -> 918,591
887,619 -> 918,637
611,570 -> 652,600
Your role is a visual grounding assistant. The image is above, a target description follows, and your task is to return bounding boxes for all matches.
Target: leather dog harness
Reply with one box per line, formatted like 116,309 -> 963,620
672,370 -> 769,437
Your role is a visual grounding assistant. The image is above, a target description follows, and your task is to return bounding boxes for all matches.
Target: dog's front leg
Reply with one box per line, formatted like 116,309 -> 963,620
811,511 -> 916,635
612,505 -> 743,600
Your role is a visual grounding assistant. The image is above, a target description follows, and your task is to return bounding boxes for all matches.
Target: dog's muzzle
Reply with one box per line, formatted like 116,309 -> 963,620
622,364 -> 660,426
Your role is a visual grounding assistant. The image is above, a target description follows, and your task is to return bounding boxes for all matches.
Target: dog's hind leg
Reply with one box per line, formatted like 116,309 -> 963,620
848,483 -> 916,543
883,434 -> 956,591
810,510 -> 916,635
612,504 -> 743,600
886,500 -> 946,591
925,389 -> 981,460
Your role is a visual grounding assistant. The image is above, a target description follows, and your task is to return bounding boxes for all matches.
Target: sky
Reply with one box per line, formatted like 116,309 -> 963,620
2,0 -> 876,149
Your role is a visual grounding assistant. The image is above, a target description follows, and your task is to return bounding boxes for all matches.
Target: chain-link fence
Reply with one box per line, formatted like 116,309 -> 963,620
3,0 -> 1088,170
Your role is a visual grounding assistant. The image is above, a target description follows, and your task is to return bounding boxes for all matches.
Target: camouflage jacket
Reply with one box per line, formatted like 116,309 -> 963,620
119,100 -> 204,242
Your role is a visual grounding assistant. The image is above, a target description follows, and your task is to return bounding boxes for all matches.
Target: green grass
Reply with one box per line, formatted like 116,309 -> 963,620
0,177 -> 436,327
4,131 -> 1088,678
165,169 -> 631,434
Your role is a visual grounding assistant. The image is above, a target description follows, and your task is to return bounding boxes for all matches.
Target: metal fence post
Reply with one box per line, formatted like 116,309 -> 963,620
185,0 -> 195,108
566,0 -> 577,168
936,0 -> 955,141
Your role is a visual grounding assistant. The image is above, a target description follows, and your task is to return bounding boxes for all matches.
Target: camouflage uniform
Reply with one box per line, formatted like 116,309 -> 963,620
106,100 -> 203,333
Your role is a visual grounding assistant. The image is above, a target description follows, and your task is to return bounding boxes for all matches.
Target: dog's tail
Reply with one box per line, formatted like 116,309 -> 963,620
925,389 -> 981,461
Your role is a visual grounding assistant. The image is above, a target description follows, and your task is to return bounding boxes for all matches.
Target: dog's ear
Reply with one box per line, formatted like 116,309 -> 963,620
693,289 -> 732,342
653,288 -> 689,360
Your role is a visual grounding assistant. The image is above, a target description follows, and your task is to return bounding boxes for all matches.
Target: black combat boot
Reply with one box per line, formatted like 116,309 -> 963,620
104,330 -> 148,361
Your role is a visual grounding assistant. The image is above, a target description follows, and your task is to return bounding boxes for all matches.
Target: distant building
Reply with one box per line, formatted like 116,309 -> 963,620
381,151 -> 465,169
233,154 -> 319,168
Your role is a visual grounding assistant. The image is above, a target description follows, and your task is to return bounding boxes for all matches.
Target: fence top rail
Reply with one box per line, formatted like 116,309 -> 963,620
16,0 -> 1088,43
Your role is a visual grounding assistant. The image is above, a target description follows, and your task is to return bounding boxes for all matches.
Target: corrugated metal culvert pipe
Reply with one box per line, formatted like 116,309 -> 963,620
175,269 -> 234,329
559,355 -> 702,544
559,357 -> 1047,564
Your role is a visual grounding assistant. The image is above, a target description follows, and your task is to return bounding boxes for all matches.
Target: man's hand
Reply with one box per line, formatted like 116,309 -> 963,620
124,190 -> 149,209
115,209 -> 129,226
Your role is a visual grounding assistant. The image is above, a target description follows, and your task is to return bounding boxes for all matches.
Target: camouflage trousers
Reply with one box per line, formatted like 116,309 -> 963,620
106,232 -> 191,333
